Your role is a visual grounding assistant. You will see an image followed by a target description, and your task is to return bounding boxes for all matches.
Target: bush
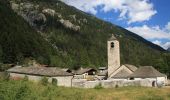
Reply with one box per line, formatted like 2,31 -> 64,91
41,77 -> 48,86
23,75 -> 28,81
3,72 -> 10,81
94,83 -> 103,89
52,78 -> 58,86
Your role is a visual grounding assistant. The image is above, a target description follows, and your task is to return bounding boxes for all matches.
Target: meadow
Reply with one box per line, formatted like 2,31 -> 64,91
0,79 -> 170,100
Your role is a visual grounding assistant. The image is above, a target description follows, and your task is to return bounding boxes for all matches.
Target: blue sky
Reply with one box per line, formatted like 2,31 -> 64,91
62,0 -> 170,50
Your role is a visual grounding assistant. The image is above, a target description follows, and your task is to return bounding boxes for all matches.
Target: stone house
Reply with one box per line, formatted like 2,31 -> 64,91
73,68 -> 97,80
128,66 -> 167,86
97,67 -> 108,80
7,66 -> 73,87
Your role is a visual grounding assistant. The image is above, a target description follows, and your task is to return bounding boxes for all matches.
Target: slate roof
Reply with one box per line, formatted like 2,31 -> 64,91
112,69 -> 130,78
124,64 -> 137,72
75,68 -> 97,75
129,66 -> 166,78
7,66 -> 73,77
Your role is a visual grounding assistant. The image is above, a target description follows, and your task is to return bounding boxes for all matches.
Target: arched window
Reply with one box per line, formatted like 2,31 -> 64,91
111,42 -> 114,48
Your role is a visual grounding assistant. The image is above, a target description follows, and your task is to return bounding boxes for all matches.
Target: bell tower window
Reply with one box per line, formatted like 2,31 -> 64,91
111,42 -> 114,48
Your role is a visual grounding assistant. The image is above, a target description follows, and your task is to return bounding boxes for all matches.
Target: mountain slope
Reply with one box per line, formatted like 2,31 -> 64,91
0,0 -> 53,64
0,0 -> 170,75
168,48 -> 170,52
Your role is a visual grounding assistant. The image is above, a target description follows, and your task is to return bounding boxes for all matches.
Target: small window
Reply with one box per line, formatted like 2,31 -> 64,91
130,77 -> 134,80
111,42 -> 114,48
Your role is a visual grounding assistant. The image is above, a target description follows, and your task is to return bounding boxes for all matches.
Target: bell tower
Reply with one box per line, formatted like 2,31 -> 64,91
107,34 -> 120,77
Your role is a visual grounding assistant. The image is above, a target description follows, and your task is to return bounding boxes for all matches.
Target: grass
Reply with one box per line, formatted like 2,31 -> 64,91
0,80 -> 170,100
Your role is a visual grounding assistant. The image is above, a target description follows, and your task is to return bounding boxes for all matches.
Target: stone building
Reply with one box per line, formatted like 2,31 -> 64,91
107,34 -> 120,76
7,66 -> 73,87
128,66 -> 167,86
107,34 -> 167,86
73,68 -> 97,80
107,34 -> 137,79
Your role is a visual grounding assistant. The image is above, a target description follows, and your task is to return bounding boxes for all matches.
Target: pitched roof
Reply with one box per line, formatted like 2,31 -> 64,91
129,66 -> 166,78
7,66 -> 73,76
112,69 -> 130,78
75,68 -> 97,75
108,34 -> 117,41
124,64 -> 137,72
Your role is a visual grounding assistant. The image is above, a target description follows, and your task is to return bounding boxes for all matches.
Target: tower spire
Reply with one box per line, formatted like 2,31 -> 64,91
108,34 -> 117,41
107,34 -> 120,77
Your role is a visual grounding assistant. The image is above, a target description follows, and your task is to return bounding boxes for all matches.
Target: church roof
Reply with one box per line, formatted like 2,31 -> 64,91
7,66 -> 73,76
124,64 -> 137,72
129,66 -> 166,78
108,34 -> 117,41
112,69 -> 130,78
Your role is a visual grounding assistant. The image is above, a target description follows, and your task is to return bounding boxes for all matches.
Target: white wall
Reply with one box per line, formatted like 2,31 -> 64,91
51,76 -> 73,87
9,73 -> 73,87
133,77 -> 167,86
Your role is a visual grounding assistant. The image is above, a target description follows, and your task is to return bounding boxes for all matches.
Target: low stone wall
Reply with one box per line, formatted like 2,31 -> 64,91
9,73 -> 73,87
72,79 -> 152,88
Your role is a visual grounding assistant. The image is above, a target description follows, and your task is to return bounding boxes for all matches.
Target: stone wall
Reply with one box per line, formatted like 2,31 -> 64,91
50,76 -> 73,87
72,79 -> 152,88
9,73 -> 73,87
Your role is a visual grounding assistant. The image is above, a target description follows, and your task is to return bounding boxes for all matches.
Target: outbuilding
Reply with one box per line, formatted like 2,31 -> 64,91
7,66 -> 73,87
128,66 -> 167,87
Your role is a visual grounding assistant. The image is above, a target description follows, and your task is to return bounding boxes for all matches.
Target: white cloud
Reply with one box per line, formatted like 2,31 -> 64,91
126,25 -> 170,40
165,22 -> 170,31
62,0 -> 157,24
126,22 -> 170,49
163,42 -> 170,49
153,40 -> 162,46
153,40 -> 170,50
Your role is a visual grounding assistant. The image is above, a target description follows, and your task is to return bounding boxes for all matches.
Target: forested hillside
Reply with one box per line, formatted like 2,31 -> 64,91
0,0 -> 53,64
0,0 -> 170,75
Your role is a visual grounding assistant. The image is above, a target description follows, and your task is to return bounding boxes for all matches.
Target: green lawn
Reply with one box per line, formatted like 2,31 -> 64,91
0,80 -> 170,100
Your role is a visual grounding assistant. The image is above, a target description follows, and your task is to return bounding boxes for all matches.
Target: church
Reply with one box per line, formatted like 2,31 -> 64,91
7,34 -> 168,87
106,34 -> 167,86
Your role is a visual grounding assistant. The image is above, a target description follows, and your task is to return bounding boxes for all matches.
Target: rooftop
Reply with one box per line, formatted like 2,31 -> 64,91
129,66 -> 166,78
112,69 -> 130,78
124,64 -> 138,72
7,66 -> 73,77
75,68 -> 97,75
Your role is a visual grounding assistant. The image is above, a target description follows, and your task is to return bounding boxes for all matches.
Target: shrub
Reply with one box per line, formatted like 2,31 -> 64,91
52,78 -> 58,86
3,72 -> 10,81
23,75 -> 28,81
41,77 -> 48,86
115,84 -> 119,88
94,83 -> 103,89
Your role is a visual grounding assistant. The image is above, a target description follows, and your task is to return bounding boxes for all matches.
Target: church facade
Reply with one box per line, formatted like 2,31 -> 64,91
107,34 -> 167,86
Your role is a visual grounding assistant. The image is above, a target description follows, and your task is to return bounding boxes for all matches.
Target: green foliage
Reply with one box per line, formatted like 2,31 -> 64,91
41,77 -> 48,86
94,83 -> 103,89
23,75 -> 28,81
52,78 -> 58,86
0,80 -> 169,100
0,0 -> 169,75
15,84 -> 31,100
